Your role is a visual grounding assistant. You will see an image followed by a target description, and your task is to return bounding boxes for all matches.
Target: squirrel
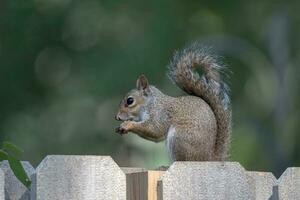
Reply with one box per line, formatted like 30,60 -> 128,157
115,42 -> 232,161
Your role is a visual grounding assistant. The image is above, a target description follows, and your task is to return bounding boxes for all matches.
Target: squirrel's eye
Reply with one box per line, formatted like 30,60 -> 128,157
126,97 -> 134,106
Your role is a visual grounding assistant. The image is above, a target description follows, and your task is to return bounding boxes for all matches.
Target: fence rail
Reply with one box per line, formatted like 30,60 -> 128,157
0,155 -> 299,200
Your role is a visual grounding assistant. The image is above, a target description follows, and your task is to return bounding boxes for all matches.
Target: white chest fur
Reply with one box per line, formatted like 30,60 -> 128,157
166,126 -> 176,161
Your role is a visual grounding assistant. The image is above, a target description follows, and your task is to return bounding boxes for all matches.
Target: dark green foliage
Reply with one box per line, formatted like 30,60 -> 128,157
0,142 -> 31,188
0,0 -> 299,177
3,141 -> 24,157
0,150 -> 8,161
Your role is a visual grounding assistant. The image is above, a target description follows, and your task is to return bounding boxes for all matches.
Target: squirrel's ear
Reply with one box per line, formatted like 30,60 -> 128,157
136,74 -> 149,93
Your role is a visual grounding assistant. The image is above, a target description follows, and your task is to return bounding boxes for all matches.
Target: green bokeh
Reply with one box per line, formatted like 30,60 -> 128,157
0,0 -> 299,177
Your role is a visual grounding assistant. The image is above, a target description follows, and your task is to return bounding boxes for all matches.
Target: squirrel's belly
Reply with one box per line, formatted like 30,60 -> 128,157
166,126 -> 176,161
165,123 -> 216,161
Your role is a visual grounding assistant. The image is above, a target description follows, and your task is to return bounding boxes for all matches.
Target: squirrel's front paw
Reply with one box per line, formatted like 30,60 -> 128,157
115,121 -> 134,135
115,126 -> 128,135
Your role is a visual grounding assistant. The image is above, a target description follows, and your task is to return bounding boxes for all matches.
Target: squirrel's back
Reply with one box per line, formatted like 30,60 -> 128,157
167,42 -> 232,160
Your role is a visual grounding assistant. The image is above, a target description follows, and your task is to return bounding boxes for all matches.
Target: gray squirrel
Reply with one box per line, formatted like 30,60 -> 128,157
115,42 -> 232,161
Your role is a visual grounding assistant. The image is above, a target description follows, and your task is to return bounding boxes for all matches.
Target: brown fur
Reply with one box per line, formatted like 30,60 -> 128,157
116,43 -> 232,161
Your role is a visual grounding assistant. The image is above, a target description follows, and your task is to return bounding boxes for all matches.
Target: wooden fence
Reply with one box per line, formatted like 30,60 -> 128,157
0,155 -> 299,200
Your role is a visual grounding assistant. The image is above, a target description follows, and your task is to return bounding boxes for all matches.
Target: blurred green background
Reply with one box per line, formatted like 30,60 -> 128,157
0,0 -> 299,177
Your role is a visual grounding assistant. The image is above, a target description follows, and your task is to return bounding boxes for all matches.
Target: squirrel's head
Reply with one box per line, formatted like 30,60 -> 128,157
115,74 -> 150,122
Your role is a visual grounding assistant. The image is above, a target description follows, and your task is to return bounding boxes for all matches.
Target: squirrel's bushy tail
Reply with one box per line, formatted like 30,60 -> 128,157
167,42 -> 232,160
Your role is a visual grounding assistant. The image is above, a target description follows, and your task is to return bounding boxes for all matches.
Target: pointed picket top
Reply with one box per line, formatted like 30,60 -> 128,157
278,167 -> 300,200
0,161 -> 35,200
158,162 -> 254,200
31,155 -> 126,200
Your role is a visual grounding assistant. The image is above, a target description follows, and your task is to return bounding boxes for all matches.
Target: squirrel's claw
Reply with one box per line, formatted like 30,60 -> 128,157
115,126 -> 128,135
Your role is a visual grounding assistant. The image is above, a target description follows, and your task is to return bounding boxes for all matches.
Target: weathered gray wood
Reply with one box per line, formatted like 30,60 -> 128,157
278,167 -> 300,200
0,161 -> 35,200
0,169 -> 4,200
246,171 -> 277,200
31,155 -> 126,200
158,162 -> 255,200
122,167 -> 147,200
124,171 -> 148,200
123,169 -> 164,200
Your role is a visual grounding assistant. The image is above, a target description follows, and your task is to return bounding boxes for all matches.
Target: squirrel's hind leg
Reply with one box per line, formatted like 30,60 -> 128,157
166,126 -> 214,161
166,126 -> 192,161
